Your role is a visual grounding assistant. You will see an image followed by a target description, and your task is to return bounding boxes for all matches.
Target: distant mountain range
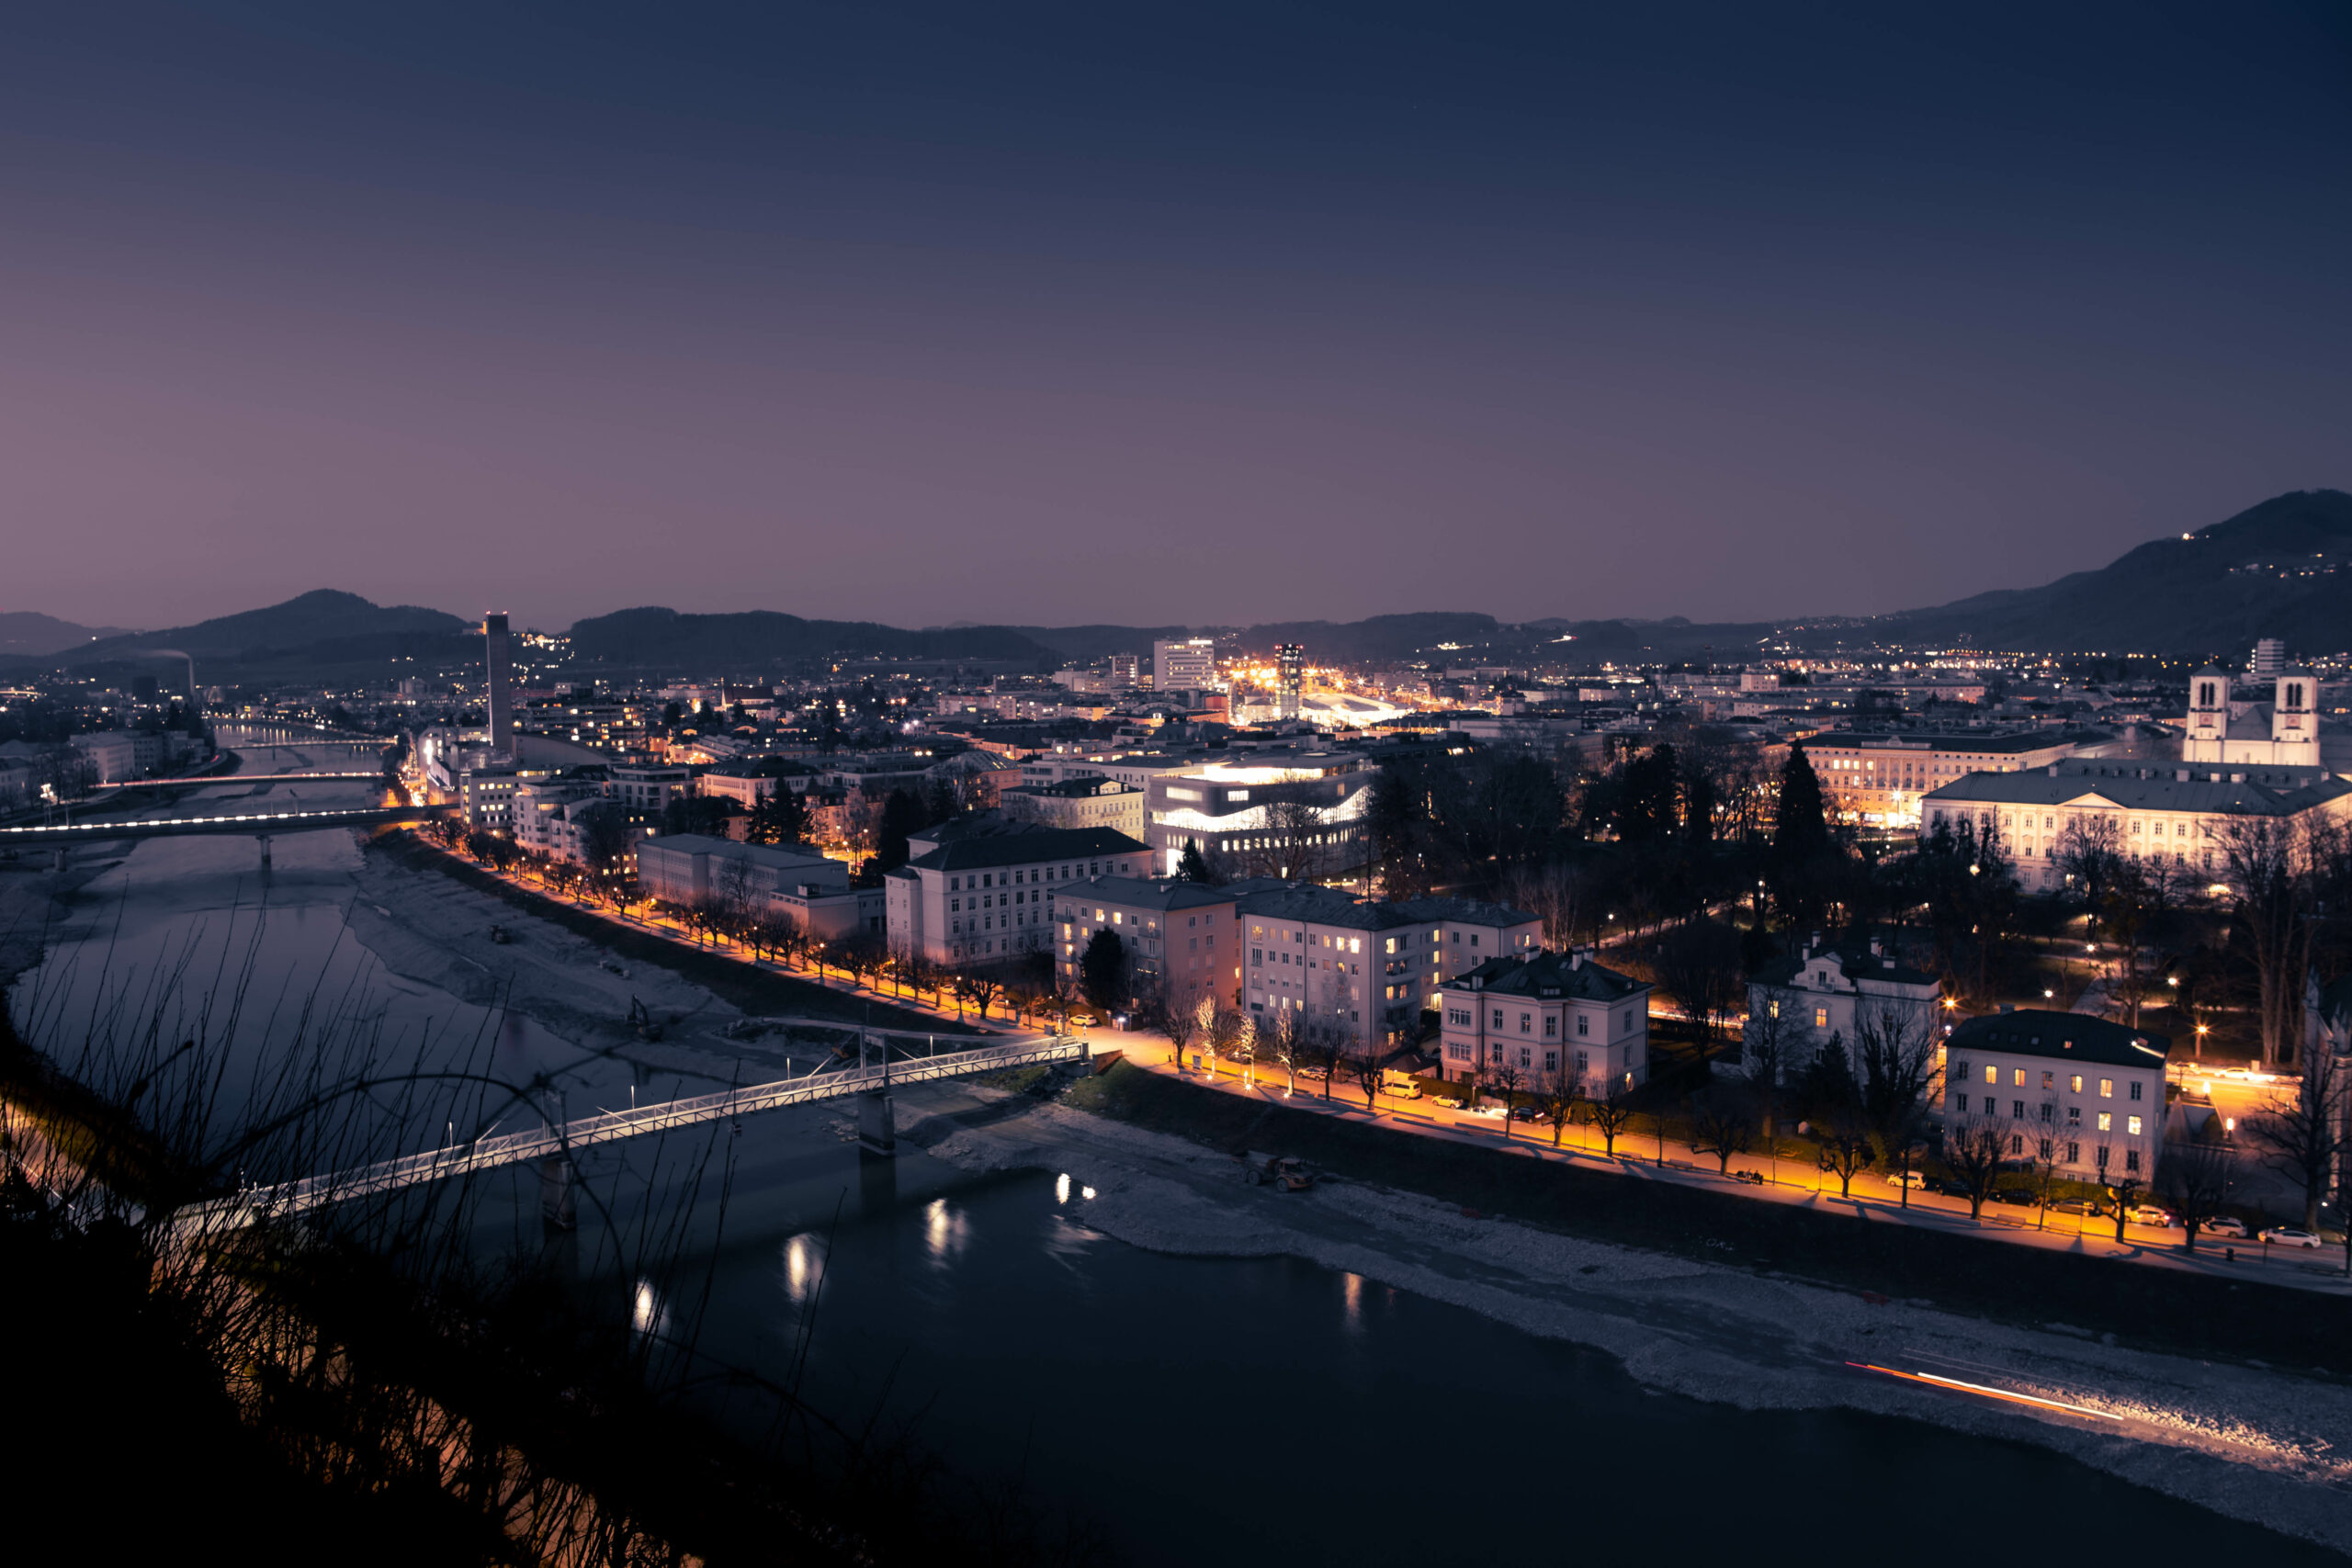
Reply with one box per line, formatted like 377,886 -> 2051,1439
5,491 -> 2346,681
0,611 -> 132,657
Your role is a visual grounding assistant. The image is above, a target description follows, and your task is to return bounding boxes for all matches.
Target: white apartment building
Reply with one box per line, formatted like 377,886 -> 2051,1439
697,770 -> 779,808
458,763 -> 556,834
1921,760 -> 2352,893
1001,775 -> 1148,841
1743,937 -> 1944,1083
1055,876 -> 1238,1013
1437,949 -> 1652,1096
1237,883 -> 1542,1055
607,761 -> 695,815
512,775 -> 621,867
635,832 -> 880,941
1943,1010 -> 2169,1184
885,825 -> 1149,967
1153,637 -> 1217,694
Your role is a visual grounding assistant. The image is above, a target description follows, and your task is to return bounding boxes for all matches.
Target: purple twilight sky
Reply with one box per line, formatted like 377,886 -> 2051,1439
3,2 -> 2347,634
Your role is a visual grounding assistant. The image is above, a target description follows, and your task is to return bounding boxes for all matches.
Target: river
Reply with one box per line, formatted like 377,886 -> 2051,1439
7,737 -> 2344,1562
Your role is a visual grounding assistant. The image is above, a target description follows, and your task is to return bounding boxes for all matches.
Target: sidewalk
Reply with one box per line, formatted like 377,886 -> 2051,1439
1118,1040 -> 2352,1296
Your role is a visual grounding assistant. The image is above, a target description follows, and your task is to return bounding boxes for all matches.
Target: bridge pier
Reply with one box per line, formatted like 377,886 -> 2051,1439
539,1155 -> 579,1231
857,1090 -> 896,1156
53,847 -> 68,873
257,834 -> 272,872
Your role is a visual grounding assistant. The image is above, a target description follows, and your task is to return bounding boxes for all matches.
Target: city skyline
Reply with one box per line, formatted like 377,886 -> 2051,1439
4,3 -> 2346,632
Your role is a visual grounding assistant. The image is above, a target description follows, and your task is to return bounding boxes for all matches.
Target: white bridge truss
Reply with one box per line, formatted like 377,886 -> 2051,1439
177,1032 -> 1087,1235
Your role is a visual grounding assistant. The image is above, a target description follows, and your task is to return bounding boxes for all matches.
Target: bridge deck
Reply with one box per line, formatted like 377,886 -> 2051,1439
176,1033 -> 1087,1233
0,805 -> 448,844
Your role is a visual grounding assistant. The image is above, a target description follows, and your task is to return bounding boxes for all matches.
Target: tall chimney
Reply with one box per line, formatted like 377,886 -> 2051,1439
483,612 -> 514,753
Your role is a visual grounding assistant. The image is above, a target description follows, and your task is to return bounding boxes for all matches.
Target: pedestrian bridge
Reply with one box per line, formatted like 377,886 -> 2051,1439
0,804 -> 450,847
175,1032 -> 1088,1235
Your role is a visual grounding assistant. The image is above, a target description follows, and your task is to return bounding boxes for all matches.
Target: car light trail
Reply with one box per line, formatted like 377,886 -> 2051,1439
1847,1362 -> 2122,1420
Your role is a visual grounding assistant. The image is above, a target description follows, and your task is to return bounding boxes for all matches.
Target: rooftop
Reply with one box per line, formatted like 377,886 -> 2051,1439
903,825 -> 1148,874
1946,1010 -> 2170,1069
1922,760 -> 2350,816
1061,874 -> 1237,911
1444,949 -> 1650,1002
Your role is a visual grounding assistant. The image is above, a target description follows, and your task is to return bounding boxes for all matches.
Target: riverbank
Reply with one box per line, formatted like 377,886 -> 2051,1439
902,1073 -> 2352,1555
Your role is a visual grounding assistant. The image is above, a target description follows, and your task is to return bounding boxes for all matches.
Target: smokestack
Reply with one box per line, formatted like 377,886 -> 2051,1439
483,613 -> 514,753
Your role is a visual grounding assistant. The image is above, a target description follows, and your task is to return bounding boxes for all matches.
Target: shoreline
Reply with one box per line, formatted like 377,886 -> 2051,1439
907,1087 -> 2352,1556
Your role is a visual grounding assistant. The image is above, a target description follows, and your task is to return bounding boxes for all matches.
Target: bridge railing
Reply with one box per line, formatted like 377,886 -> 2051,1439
175,1033 -> 1086,1233
0,805 -> 447,840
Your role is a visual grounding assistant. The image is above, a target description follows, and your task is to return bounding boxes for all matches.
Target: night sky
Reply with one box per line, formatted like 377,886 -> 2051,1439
6,3 -> 2347,634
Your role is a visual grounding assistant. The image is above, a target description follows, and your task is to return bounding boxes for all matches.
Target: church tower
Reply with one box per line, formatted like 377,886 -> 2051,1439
2271,669 -> 2319,767
2184,665 -> 2227,762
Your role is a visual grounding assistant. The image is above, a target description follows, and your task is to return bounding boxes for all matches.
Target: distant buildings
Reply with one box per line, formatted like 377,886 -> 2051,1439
1275,643 -> 1305,720
1152,637 -> 1216,695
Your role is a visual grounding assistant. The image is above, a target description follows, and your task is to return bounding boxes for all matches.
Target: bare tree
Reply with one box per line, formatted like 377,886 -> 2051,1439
1689,1095 -> 1754,1175
1742,998 -> 1794,1140
956,968 -> 1001,1020
1304,1021 -> 1349,1100
1265,1008 -> 1299,1095
1489,1058 -> 1526,1136
2219,816 -> 2332,1064
2256,1037 -> 2346,1231
1544,1074 -> 1582,1148
1854,998 -> 1942,1170
1351,1046 -> 1385,1112
2024,1126 -> 2067,1229
1588,1086 -> 1637,1157
1245,785 -> 1336,883
1505,859 -> 1589,952
1816,1120 -> 1875,1200
2157,1136 -> 2234,1251
1158,986 -> 1202,1067
1943,1116 -> 2011,1219
2055,812 -> 2127,928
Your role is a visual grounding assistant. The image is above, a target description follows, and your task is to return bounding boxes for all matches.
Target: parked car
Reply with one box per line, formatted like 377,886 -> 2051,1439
1298,1066 -> 1329,1082
2259,1225 -> 2323,1248
2127,1205 -> 2176,1227
2051,1197 -> 2107,1218
2202,1215 -> 2248,1237
1730,1169 -> 1767,1186
1991,1188 -> 2037,1207
1433,1095 -> 1464,1110
1883,1170 -> 1927,1190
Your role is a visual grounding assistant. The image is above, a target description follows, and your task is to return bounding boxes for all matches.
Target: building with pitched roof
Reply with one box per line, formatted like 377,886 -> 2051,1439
1743,935 -> 1944,1085
1943,1010 -> 2170,1185
1437,949 -> 1653,1095
1235,882 -> 1541,1055
1053,875 -> 1238,1015
1919,760 -> 2352,893
885,824 -> 1149,966
2184,663 -> 2322,769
